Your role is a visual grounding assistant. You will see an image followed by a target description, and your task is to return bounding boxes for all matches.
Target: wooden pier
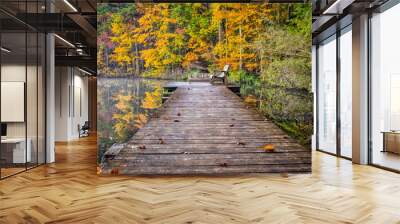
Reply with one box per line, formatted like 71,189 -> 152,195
101,82 -> 311,175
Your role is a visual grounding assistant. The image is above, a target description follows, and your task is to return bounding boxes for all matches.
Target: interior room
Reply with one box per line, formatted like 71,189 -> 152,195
0,0 -> 97,179
0,0 -> 400,223
0,5 -> 46,178
370,3 -> 400,171
313,0 -> 400,172
54,66 -> 92,141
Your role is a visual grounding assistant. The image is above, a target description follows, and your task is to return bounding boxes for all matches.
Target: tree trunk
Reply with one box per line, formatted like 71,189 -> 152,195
239,24 -> 243,71
135,42 -> 140,75
218,21 -> 222,43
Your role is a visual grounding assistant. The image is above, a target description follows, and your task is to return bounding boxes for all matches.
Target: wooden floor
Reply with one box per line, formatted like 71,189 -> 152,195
1,135 -> 400,223
100,83 -> 311,175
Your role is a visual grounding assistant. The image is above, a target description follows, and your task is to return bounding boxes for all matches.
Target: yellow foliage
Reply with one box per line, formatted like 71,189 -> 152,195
106,3 -> 296,75
134,113 -> 148,129
114,94 -> 134,110
109,14 -> 135,68
112,93 -> 135,141
211,4 -> 275,72
142,86 -> 162,109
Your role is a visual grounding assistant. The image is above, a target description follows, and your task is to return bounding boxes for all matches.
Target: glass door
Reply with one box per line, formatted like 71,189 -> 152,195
339,26 -> 352,158
370,3 -> 400,171
317,35 -> 337,154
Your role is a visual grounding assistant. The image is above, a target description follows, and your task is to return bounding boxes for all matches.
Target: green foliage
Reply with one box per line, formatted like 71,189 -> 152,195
227,70 -> 246,85
287,4 -> 312,39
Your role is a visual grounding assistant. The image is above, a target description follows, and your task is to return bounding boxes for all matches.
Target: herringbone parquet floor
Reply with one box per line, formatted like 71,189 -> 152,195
1,135 -> 400,224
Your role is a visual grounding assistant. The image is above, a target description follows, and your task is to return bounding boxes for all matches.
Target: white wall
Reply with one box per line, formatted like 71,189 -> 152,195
1,64 -> 39,138
54,67 -> 89,141
1,63 -> 46,164
55,67 -> 69,141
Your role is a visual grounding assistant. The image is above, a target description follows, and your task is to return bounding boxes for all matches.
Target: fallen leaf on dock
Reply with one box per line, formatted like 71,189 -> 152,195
262,144 -> 275,152
138,145 -> 146,150
229,124 -> 234,127
174,119 -> 180,122
244,95 -> 257,106
177,112 -> 181,116
237,141 -> 245,146
219,163 -> 228,167
158,138 -> 165,144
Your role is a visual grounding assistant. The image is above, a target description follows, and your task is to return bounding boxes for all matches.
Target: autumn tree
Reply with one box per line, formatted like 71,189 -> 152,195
133,4 -> 187,77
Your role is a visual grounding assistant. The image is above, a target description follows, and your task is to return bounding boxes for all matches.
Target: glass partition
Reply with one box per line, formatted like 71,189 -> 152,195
1,31 -> 28,177
0,1 -> 46,179
339,26 -> 352,158
317,35 -> 337,154
370,3 -> 400,171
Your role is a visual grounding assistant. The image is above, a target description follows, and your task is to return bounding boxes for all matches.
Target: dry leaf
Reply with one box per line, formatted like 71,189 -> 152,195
229,124 -> 234,127
244,95 -> 257,106
174,119 -> 180,122
262,144 -> 275,152
219,163 -> 228,167
237,141 -> 245,146
138,145 -> 146,150
159,138 -> 165,144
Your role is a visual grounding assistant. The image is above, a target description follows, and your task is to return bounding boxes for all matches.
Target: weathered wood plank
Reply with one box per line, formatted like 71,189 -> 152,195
109,153 -> 311,167
119,144 -> 307,154
102,164 -> 312,175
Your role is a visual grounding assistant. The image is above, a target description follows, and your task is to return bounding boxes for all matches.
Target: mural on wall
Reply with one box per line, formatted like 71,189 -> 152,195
97,3 -> 312,174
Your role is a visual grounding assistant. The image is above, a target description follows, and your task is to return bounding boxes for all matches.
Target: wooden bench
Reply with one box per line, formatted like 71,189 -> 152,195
210,64 -> 230,85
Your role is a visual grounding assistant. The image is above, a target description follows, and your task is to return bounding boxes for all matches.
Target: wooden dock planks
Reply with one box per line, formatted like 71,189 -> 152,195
101,82 -> 311,175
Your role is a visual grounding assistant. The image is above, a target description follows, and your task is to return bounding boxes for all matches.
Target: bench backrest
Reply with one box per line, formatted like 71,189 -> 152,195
223,64 -> 230,72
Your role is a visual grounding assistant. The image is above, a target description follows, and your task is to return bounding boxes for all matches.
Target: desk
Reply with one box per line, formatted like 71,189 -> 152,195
1,138 -> 31,163
382,131 -> 400,154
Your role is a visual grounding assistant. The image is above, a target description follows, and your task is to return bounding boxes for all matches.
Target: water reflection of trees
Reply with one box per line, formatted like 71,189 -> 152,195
97,78 -> 164,163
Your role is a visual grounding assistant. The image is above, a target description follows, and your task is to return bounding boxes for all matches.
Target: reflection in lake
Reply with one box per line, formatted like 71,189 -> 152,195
97,78 -> 165,163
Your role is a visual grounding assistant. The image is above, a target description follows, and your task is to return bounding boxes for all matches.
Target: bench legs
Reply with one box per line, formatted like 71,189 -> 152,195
210,77 -> 225,84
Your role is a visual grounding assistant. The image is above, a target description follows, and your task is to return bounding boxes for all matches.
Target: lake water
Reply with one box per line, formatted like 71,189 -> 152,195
97,77 -> 166,163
